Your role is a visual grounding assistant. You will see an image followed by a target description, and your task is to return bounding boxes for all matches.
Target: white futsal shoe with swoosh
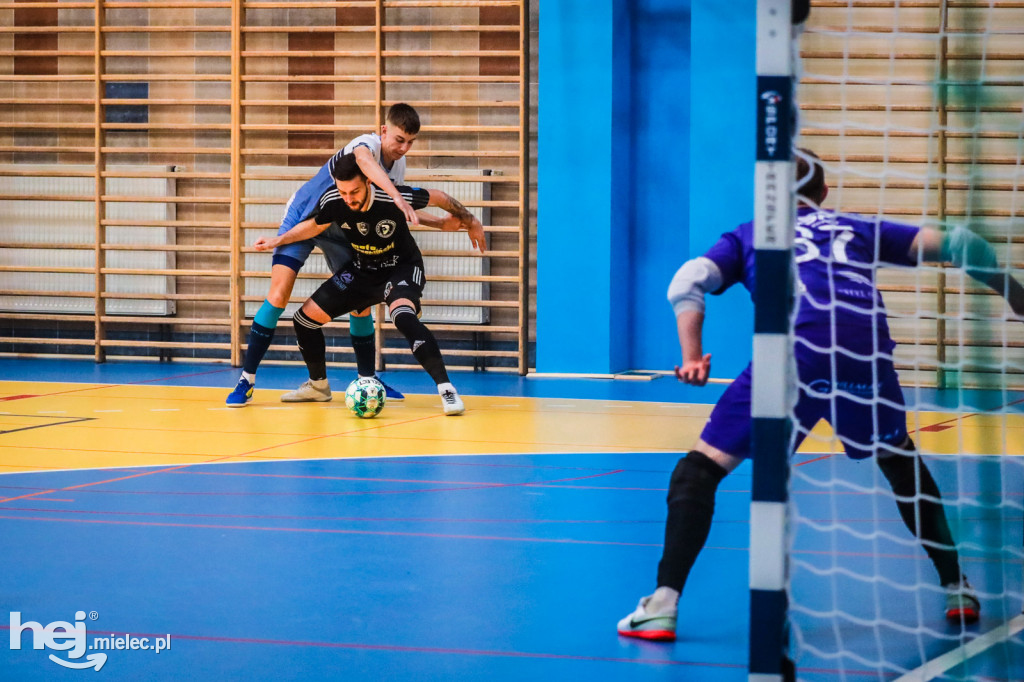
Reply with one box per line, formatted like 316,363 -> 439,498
617,595 -> 677,642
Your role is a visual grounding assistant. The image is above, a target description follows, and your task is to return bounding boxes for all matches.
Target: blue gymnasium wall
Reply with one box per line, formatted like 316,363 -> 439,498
687,0 -> 757,380
536,0 -> 631,374
537,0 -> 756,377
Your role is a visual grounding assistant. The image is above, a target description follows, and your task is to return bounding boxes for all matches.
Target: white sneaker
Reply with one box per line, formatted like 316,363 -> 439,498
616,595 -> 677,642
437,382 -> 464,415
945,576 -> 980,623
281,378 -> 332,403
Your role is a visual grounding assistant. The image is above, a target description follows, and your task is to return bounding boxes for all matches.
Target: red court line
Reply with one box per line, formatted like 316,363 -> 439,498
910,395 -> 1024,434
0,470 -> 625,499
164,469 -> 659,491
362,458 -> 679,473
796,453 -> 837,467
795,395 -> 1024,467
0,513 -> 664,547
0,626 -> 727,669
0,506 -> 663,525
0,368 -> 232,394
0,508 -> 1008,564
167,469 -> 584,485
126,368 -> 234,385
0,444 -> 246,458
2,481 -> 1015,498
0,412 -> 452,504
0,382 -> 122,399
166,469 -> 670,491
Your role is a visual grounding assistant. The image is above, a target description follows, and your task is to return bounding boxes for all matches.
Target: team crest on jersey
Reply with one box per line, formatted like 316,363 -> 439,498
357,222 -> 369,235
384,282 -> 393,298
376,220 -> 397,239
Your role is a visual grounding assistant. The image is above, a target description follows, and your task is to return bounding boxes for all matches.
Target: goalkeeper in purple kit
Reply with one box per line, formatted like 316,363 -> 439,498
617,149 -> 1024,642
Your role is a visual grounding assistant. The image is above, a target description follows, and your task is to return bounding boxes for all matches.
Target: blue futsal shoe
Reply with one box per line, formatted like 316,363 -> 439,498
226,376 -> 254,407
377,376 -> 404,402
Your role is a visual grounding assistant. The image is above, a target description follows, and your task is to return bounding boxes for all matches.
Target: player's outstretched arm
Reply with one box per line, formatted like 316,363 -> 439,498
352,146 -> 418,225
911,226 -> 1024,317
415,210 -> 446,229
667,257 -> 722,386
253,217 -> 330,252
425,189 -> 486,254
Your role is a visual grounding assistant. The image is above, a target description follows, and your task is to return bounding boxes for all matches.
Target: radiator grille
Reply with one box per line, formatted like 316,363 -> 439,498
0,164 -> 177,315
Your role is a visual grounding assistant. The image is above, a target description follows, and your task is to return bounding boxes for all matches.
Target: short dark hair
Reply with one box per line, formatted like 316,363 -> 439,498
386,103 -> 420,135
328,152 -> 366,182
795,148 -> 826,204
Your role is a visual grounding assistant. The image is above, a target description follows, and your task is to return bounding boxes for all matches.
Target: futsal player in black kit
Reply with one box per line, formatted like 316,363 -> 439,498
253,152 -> 485,415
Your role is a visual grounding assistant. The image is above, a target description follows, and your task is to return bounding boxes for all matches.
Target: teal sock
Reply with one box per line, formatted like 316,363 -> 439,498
254,300 -> 285,329
349,314 -> 374,337
350,315 -> 377,377
242,301 -> 286,375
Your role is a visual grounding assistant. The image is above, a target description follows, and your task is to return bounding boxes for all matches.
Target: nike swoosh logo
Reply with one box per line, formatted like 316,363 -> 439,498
629,615 -> 671,628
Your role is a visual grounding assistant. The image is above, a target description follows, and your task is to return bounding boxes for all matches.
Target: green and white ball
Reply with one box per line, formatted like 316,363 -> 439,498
345,377 -> 386,418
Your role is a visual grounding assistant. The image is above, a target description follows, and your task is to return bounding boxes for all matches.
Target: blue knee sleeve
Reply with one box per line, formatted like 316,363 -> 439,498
349,313 -> 375,337
254,301 -> 285,329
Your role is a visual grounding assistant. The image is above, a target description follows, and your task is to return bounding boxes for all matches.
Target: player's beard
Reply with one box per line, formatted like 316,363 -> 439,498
349,186 -> 370,211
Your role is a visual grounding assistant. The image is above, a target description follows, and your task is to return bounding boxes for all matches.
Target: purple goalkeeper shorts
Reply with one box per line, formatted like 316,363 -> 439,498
700,340 -> 909,460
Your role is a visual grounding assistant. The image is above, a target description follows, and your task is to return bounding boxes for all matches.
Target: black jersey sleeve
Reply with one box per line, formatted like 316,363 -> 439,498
397,185 -> 430,211
312,187 -> 344,225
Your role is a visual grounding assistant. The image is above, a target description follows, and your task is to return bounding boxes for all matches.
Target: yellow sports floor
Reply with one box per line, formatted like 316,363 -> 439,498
1,380 -> 1021,476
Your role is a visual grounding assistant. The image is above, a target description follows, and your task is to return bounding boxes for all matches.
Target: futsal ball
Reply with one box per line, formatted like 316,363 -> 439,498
345,377 -> 386,419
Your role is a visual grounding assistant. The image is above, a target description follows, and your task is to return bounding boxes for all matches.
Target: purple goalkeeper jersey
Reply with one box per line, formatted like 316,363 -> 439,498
703,206 -> 920,352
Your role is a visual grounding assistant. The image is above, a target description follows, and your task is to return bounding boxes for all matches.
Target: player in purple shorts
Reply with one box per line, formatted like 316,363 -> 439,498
617,149 -> 1024,642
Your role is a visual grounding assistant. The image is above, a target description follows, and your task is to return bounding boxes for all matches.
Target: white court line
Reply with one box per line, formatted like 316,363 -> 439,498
150,409 -> 179,412
893,613 -> 1024,682
92,410 -> 122,413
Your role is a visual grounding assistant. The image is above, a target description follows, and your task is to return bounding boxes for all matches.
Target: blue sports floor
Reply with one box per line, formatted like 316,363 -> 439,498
0,358 -> 1021,681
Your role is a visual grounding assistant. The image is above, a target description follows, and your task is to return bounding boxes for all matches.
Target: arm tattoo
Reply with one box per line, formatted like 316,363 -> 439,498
439,193 -> 472,222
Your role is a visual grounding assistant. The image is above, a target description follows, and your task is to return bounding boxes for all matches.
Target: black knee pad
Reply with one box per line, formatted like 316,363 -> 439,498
667,450 -> 729,507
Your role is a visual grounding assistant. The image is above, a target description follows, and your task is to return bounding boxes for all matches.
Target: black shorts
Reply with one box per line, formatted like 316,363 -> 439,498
312,234 -> 355,274
310,262 -> 426,320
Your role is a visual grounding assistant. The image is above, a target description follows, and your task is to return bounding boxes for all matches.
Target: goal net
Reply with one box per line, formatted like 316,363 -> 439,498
783,1 -> 1024,679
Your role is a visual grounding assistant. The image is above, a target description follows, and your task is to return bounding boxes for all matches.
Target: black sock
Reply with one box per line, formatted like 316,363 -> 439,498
242,322 -> 275,374
656,450 -> 728,592
391,305 -> 449,385
877,446 -> 961,586
292,309 -> 327,381
350,332 -> 376,377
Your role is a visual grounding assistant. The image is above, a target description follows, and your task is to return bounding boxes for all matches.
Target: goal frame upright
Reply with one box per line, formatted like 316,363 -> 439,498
749,1 -> 806,680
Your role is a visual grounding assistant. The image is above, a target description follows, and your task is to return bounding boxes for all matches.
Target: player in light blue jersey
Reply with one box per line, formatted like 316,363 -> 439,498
617,149 -> 1024,642
227,104 -> 430,407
